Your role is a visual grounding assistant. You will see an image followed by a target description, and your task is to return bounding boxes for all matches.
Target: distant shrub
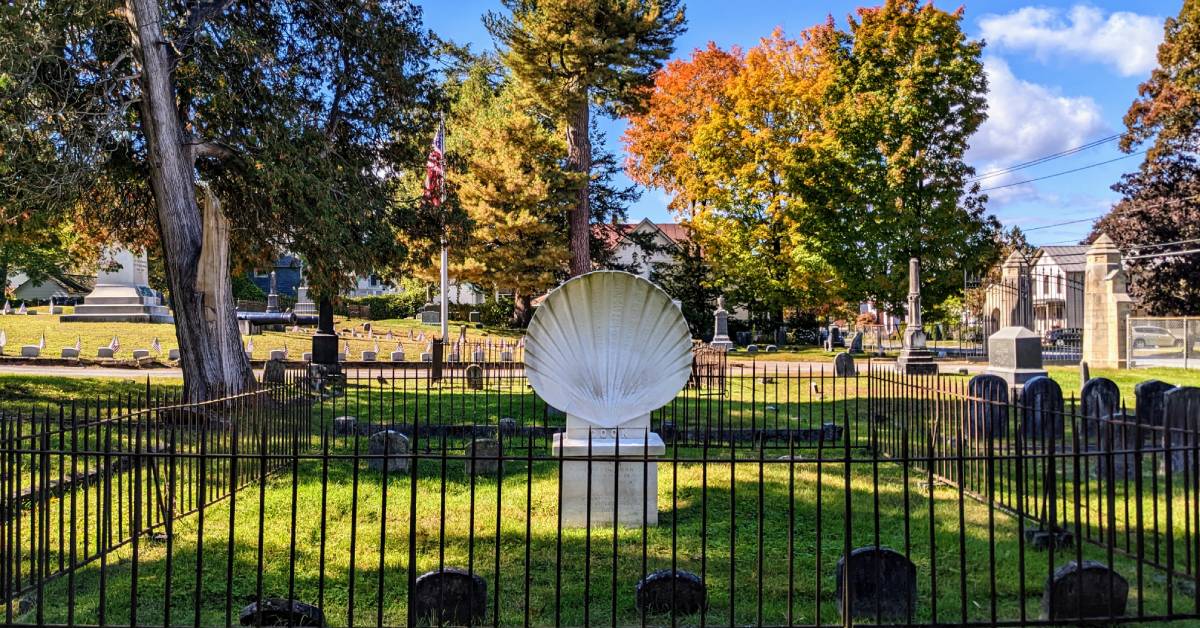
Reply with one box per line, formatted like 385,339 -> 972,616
233,275 -> 266,301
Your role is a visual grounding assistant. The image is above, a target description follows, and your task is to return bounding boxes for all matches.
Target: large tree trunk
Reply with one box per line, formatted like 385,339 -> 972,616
565,98 -> 592,277
127,0 -> 255,401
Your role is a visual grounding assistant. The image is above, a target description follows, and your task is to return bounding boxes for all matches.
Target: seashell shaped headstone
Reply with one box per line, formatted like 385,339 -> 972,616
525,271 -> 692,430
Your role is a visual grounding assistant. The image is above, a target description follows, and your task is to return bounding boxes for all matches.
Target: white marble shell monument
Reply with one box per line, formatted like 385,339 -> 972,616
524,271 -> 693,430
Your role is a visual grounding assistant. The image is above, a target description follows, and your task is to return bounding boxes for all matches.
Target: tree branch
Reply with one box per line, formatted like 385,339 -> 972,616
177,0 -> 237,51
190,140 -> 236,162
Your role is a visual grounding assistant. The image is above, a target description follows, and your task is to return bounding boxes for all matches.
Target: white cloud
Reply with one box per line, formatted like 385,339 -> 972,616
978,5 -> 1163,77
968,57 -> 1109,205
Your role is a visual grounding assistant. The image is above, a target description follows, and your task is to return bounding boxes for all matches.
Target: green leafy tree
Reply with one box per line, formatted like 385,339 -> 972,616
650,239 -> 720,338
799,0 -> 1000,314
1092,0 -> 1200,314
0,1 -> 438,399
485,0 -> 685,276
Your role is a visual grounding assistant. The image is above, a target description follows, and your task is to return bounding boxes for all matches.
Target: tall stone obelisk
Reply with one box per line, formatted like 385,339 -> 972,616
895,257 -> 939,375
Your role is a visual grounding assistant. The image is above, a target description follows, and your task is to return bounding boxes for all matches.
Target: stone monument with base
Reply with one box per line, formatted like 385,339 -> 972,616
985,326 -> 1048,388
895,258 -> 938,375
62,247 -> 173,324
527,271 -> 692,527
709,296 -> 734,351
266,271 -> 281,313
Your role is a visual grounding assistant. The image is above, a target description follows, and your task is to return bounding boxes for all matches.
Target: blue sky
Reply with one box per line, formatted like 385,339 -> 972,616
416,1 -> 1179,248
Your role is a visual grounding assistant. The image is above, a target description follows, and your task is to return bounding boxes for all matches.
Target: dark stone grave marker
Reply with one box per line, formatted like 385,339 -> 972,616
1164,386 -> 1200,474
1039,560 -> 1128,621
1135,380 -> 1173,446
333,416 -> 357,437
367,430 -> 410,473
833,352 -> 855,377
966,374 -> 1009,440
464,438 -> 502,476
411,568 -> 487,626
465,364 -> 485,390
635,569 -> 707,616
1081,377 -> 1126,478
262,359 -> 287,384
239,599 -> 325,626
834,546 -> 917,622
1020,376 -> 1064,444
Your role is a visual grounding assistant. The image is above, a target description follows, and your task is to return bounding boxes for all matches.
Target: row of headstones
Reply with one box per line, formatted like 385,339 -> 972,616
287,349 -> 514,363
964,373 -> 1198,460
332,420 -> 503,475
18,344 -> 178,361
237,548 -> 1128,625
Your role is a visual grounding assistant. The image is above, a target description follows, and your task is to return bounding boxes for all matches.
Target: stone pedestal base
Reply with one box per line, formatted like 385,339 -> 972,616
61,284 -> 173,324
709,335 -> 734,351
896,349 -> 939,375
985,366 -> 1047,389
552,429 -> 665,527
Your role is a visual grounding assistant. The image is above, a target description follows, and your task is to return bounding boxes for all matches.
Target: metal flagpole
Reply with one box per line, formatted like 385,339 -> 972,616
438,116 -> 449,342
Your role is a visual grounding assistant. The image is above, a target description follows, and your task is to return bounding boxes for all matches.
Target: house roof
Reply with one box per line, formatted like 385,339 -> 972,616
1033,245 -> 1089,273
592,219 -> 691,250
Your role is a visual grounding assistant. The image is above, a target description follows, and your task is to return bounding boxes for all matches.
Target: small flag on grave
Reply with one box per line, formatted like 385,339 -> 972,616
1,301 -> 10,315
246,337 -> 254,355
151,337 -> 162,356
0,329 -> 6,352
17,303 -> 27,315
74,336 -> 81,351
38,332 -> 46,349
109,336 -> 120,354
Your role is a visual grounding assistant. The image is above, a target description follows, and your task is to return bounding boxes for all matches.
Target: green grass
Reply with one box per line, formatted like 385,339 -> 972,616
1046,365 -> 1200,403
18,443 -> 1192,627
0,375 -> 182,414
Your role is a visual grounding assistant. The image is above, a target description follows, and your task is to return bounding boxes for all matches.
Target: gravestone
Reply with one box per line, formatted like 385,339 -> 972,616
361,350 -> 377,362
1081,378 -> 1123,477
366,430 -> 410,473
411,568 -> 487,627
265,271 -> 280,313
294,283 -> 317,315
20,345 -> 40,358
847,332 -> 863,354
465,364 -> 485,390
966,374 -> 1009,440
1039,560 -> 1128,621
301,352 -> 312,362
269,349 -> 287,361
1134,380 -> 1173,446
829,326 -> 844,348
746,344 -> 758,353
833,352 -> 855,377
834,546 -> 917,622
262,359 -> 287,384
61,348 -> 79,359
1163,386 -> 1200,474
1020,376 -> 1065,443
62,247 -> 173,323
468,310 -> 481,323
464,438 -> 501,476
97,347 -> 115,358
1079,361 -> 1090,387
499,350 -> 513,362
472,348 -> 485,362
421,352 -> 432,362
419,302 -> 440,325
985,326 -> 1046,388
895,258 -> 938,375
333,416 -> 357,436
498,417 -> 517,436
238,599 -> 324,627
391,350 -> 405,362
635,569 -> 707,616
168,348 -> 180,360
765,344 -> 777,352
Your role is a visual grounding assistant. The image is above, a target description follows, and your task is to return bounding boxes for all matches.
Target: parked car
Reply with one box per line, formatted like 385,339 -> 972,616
1043,328 -> 1082,348
1131,325 -> 1182,349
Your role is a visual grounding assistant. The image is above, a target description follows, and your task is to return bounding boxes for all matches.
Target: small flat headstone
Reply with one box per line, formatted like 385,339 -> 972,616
411,568 -> 487,626
464,438 -> 501,476
834,546 -> 917,622
333,416 -> 357,436
269,349 -> 287,361
472,349 -> 485,362
367,430 -> 410,473
746,344 -> 758,353
765,344 -> 778,352
301,352 -> 312,362
1039,560 -> 1128,621
361,350 -> 377,362
635,569 -> 707,616
262,359 -> 287,385
20,345 -> 40,358
390,350 -> 405,362
833,352 -> 855,377
168,348 -> 180,360
421,352 -> 432,362
448,352 -> 461,362
498,417 -> 517,436
61,348 -> 79,359
97,347 -> 114,359
500,350 -> 513,362
49,305 -> 63,315
238,598 -> 324,627
465,364 -> 485,390
468,311 -> 481,323
966,374 -> 1009,440
131,349 -> 150,360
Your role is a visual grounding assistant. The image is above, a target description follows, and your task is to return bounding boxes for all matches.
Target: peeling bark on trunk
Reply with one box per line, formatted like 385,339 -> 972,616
127,0 -> 254,401
565,98 -> 592,277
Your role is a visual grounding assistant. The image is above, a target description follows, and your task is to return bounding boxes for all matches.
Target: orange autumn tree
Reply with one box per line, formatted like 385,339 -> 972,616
623,43 -> 743,217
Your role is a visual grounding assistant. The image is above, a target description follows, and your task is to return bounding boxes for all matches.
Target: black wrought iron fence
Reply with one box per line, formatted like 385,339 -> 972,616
2,360 -> 1198,626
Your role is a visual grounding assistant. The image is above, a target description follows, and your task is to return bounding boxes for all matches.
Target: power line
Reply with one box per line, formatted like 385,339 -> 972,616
969,133 -> 1123,182
979,151 -> 1146,192
1023,217 -> 1098,232
1125,248 -> 1200,261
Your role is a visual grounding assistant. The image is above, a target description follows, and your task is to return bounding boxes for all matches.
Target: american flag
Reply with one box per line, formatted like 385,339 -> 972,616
74,336 -> 81,351
109,336 -> 120,353
151,337 -> 162,356
423,119 -> 446,207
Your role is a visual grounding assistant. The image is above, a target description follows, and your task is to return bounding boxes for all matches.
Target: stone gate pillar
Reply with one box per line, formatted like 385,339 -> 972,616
1082,234 -> 1133,369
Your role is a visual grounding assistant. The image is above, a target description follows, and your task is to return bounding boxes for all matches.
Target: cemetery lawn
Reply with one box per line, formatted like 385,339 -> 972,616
0,313 -> 521,363
20,444 -> 1188,627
